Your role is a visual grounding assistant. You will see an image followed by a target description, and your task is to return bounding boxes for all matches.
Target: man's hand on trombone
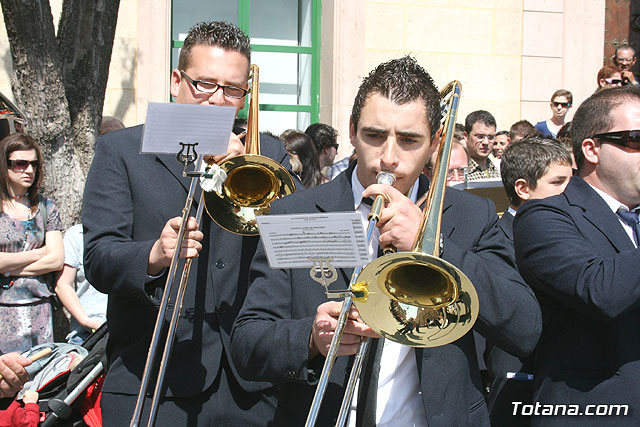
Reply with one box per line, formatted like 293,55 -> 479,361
362,184 -> 423,252
147,216 -> 204,276
309,301 -> 380,360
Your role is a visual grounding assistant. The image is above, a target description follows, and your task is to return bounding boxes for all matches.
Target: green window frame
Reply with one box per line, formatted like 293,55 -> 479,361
171,0 -> 322,124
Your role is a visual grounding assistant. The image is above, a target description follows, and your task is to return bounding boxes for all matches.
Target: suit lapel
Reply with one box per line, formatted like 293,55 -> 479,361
156,153 -> 192,191
565,177 -> 635,252
498,211 -> 514,242
314,166 -> 357,214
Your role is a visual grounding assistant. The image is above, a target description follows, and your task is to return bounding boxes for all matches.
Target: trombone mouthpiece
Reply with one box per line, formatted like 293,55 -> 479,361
376,171 -> 396,186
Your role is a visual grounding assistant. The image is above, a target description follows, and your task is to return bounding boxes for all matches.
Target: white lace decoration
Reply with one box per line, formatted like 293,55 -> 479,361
200,162 -> 227,195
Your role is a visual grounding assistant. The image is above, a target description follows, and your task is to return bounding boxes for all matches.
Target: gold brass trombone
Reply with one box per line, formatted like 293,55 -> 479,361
204,64 -> 296,235
306,81 -> 478,427
130,64 -> 295,426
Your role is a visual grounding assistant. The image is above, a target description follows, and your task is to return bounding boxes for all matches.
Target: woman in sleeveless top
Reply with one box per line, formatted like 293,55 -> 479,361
0,133 -> 63,353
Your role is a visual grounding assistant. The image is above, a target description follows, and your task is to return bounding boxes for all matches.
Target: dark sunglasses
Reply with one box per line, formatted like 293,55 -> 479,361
8,159 -> 39,171
552,101 -> 570,108
604,78 -> 623,85
592,130 -> 640,150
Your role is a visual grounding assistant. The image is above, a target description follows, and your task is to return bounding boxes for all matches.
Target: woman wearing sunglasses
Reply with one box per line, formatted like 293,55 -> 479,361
0,133 -> 63,354
596,65 -> 624,91
534,89 -> 573,139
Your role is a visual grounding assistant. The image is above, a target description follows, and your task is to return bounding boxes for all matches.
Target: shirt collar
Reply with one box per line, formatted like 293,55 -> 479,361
587,183 -> 637,214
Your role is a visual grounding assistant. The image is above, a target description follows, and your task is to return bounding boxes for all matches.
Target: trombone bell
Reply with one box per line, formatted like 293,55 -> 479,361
354,252 -> 478,347
204,154 -> 296,235
203,64 -> 296,236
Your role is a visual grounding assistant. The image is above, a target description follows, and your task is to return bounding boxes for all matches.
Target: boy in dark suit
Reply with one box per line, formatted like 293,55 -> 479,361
487,137 -> 572,425
232,56 -> 541,427
514,85 -> 640,426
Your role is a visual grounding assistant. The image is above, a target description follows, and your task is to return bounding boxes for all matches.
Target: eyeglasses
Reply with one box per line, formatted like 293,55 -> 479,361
604,78 -> 623,86
616,57 -> 634,63
552,102 -> 570,108
179,70 -> 248,99
8,159 -> 38,171
592,130 -> 640,150
447,167 -> 467,180
472,134 -> 495,142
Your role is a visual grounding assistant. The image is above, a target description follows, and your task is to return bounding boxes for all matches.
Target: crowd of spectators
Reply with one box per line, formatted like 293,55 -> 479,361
1,25 -> 639,425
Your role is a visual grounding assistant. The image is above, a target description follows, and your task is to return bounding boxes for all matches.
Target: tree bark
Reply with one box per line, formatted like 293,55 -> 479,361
0,0 -> 120,228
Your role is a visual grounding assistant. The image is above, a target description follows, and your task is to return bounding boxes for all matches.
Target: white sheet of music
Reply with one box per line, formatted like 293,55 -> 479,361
140,102 -> 236,155
256,212 -> 370,269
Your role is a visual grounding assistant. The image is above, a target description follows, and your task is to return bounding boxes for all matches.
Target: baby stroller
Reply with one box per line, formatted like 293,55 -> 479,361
20,325 -> 108,427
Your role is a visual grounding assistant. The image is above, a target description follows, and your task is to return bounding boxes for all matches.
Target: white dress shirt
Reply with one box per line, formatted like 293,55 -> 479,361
348,166 -> 428,426
589,183 -> 638,248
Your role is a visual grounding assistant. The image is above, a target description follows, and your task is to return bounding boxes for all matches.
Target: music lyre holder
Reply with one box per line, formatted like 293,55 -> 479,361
176,142 -> 212,179
309,257 -> 368,300
130,142 -> 207,427
309,257 -> 341,296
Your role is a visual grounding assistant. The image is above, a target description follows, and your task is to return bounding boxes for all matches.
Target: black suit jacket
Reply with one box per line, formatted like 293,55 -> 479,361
82,125 -> 294,400
486,210 -> 533,426
232,164 -> 541,427
514,176 -> 640,426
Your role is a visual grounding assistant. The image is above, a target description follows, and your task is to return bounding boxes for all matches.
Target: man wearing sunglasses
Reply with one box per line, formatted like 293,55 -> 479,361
534,89 -> 572,139
82,21 -> 296,426
514,84 -> 640,425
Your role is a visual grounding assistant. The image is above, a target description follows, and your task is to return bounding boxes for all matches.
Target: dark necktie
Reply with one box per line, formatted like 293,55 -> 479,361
617,209 -> 640,247
356,337 -> 384,427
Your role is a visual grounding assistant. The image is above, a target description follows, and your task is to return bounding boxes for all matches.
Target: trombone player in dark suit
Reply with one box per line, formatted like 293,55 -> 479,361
231,56 -> 541,426
82,21 -> 296,426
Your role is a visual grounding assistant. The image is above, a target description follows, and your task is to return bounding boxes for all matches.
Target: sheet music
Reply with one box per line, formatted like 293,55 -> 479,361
140,102 -> 236,154
256,212 -> 370,269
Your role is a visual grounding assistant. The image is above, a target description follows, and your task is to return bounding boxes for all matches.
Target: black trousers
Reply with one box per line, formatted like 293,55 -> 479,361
101,355 -> 277,427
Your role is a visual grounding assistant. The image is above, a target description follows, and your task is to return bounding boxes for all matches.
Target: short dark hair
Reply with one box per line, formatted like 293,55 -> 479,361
464,110 -> 496,134
496,130 -> 509,138
501,137 -> 573,207
551,89 -> 573,106
0,133 -> 44,206
571,84 -> 640,172
351,56 -> 441,138
304,123 -> 338,152
178,21 -> 251,71
509,120 -> 537,141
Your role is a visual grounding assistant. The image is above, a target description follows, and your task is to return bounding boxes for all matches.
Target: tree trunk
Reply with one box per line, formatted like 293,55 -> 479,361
0,0 -> 120,228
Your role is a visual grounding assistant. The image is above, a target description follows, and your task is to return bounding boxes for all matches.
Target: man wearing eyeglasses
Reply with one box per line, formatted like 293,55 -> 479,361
514,85 -> 640,426
613,45 -> 639,86
82,21 -> 296,426
464,110 -> 501,180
